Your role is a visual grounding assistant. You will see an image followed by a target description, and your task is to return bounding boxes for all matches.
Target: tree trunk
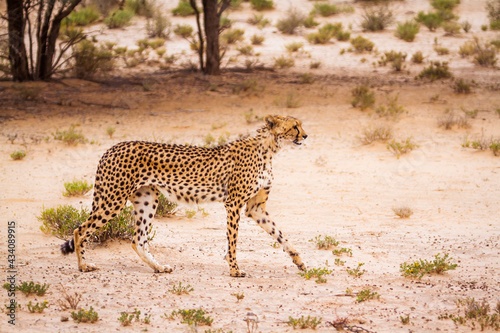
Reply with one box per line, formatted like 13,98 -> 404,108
6,0 -> 30,81
202,0 -> 220,75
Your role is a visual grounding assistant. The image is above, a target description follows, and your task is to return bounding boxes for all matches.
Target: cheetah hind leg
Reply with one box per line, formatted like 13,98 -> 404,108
130,186 -> 173,273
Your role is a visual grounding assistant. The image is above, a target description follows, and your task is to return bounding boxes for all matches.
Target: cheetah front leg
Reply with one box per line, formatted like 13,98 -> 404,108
224,199 -> 246,277
245,189 -> 306,272
130,186 -> 172,273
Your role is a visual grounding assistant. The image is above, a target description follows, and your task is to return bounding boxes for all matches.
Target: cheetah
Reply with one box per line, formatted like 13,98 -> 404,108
61,115 -> 308,277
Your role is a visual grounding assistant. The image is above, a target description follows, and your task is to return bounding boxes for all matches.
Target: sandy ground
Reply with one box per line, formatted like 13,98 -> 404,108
1,0 -> 500,332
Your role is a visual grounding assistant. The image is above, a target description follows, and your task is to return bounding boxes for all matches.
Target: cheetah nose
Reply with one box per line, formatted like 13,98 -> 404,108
303,134 -> 308,139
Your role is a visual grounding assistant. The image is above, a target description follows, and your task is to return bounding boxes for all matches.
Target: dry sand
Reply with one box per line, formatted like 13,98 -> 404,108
1,0 -> 500,332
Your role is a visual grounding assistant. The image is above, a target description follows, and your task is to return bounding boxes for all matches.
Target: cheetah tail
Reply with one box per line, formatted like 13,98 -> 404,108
60,239 -> 75,255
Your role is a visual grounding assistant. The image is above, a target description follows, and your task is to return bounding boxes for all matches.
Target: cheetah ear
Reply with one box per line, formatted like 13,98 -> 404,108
264,115 -> 277,129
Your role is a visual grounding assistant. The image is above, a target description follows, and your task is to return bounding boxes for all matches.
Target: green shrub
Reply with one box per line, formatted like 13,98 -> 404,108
488,0 -> 500,24
250,0 -> 274,11
304,15 -> 319,28
350,35 -> 374,52
434,45 -> 450,55
146,11 -> 171,38
431,0 -> 460,11
288,316 -> 322,329
63,6 -> 100,27
71,306 -> 99,323
309,235 -> 339,249
125,0 -> 155,17
452,78 -> 472,94
400,253 -> 457,279
39,205 -> 89,239
63,180 -> 93,197
53,125 -> 87,145
443,21 -> 461,35
104,9 -> 135,28
395,20 -> 420,42
356,289 -> 380,303
251,34 -> 265,45
15,281 -> 50,296
458,40 -> 477,57
285,42 -> 303,53
411,51 -> 424,63
379,50 -> 407,70
312,3 -> 339,17
276,8 -> 305,34
386,138 -> 418,158
169,309 -> 213,326
10,151 -> 26,160
351,85 -> 375,109
174,24 -> 193,38
474,42 -> 497,67
156,193 -> 177,217
222,28 -> 244,44
416,11 -> 443,31
361,6 -> 393,31
298,267 -> 332,283
172,0 -> 195,16
274,55 -> 294,68
27,301 -> 49,313
461,20 -> 472,32
417,61 -> 452,80
73,40 -> 114,79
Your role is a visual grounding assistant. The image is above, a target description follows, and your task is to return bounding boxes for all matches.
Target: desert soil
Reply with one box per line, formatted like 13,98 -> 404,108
1,0 -> 500,332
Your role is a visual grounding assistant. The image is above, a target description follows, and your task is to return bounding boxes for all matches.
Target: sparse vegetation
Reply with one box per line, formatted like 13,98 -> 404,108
276,8 -> 305,34
10,150 -> 26,160
416,11 -> 443,31
350,35 -> 374,52
438,112 -> 470,130
417,61 -> 452,81
309,235 -> 339,249
251,34 -> 265,45
250,0 -> 274,11
168,309 -> 213,326
376,95 -> 407,119
57,285 -> 82,310
439,298 -> 500,330
222,29 -> 245,44
285,42 -> 304,53
379,50 -> 406,71
434,45 -> 450,55
169,282 -> 194,295
73,40 -> 115,79
392,206 -> 414,218
105,9 -> 135,28
411,51 -> 424,63
312,3 -> 339,17
458,40 -> 476,57
274,55 -> 295,69
172,0 -> 195,16
487,0 -> 500,29
71,306 -> 99,323
298,267 -> 332,283
452,78 -> 472,94
174,24 -> 194,38
332,247 -> 353,256
386,138 -> 418,158
346,263 -> 365,277
288,315 -> 322,329
13,281 -> 50,296
351,85 -> 375,110
395,20 -> 420,42
27,301 -> 49,313
360,125 -> 393,144
63,180 -> 93,197
400,253 -> 457,279
356,289 -> 380,303
39,205 -> 89,239
400,315 -> 411,325
63,6 -> 100,27
156,193 -> 177,217
361,6 -> 393,31
443,21 -> 461,35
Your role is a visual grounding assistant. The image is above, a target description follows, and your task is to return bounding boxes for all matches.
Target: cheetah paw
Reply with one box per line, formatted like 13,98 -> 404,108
230,270 -> 246,278
154,265 -> 173,273
79,263 -> 98,272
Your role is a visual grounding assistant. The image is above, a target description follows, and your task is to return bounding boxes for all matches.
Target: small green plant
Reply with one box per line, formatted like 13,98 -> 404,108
438,112 -> 470,130
155,193 -> 177,217
351,85 -> 375,110
395,20 -> 420,42
73,40 -> 115,79
237,45 -> 254,56
71,306 -> 99,323
300,73 -> 315,84
400,253 -> 458,279
417,61 -> 452,81
310,60 -> 321,69
232,292 -> 245,302
443,21 -> 461,35
350,35 -> 374,52
361,125 -> 393,144
376,95 -> 407,119
400,315 -> 411,325
250,0 -> 274,11
298,267 -> 332,283
27,301 -> 49,313
473,40 -> 497,67
63,6 -> 100,27
386,138 -> 418,158
287,315 -> 322,329
222,28 -> 245,44
411,51 -> 424,63
312,3 -> 339,17
285,42 -> 304,53
106,126 -> 116,138
346,263 -> 365,277
16,281 -> 50,296
169,282 -> 194,295
118,312 -> 135,326
482,24 -> 488,31
185,209 -> 197,218
10,150 -> 26,160
332,247 -> 353,256
356,289 -> 380,303
334,258 -> 345,266
439,297 -> 500,330
416,11 -> 443,31
53,125 -> 87,145
251,34 -> 265,45
146,11 -> 171,38
169,309 -> 213,326
276,8 -> 305,34
105,9 -> 135,28
488,0 -> 500,30
174,24 -> 193,38
63,180 -> 93,197
434,45 -> 449,55
309,235 -> 339,249
392,206 -> 414,218
274,55 -> 295,69
172,0 -> 195,16
452,78 -> 472,94
379,50 -> 407,71
361,5 -> 393,31
304,15 -> 319,28
491,140 -> 500,156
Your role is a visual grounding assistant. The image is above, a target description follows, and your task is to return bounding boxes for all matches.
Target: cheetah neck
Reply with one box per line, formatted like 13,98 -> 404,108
255,126 -> 281,154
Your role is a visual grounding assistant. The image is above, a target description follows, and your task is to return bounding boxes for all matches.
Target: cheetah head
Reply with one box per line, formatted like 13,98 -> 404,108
264,115 -> 308,145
